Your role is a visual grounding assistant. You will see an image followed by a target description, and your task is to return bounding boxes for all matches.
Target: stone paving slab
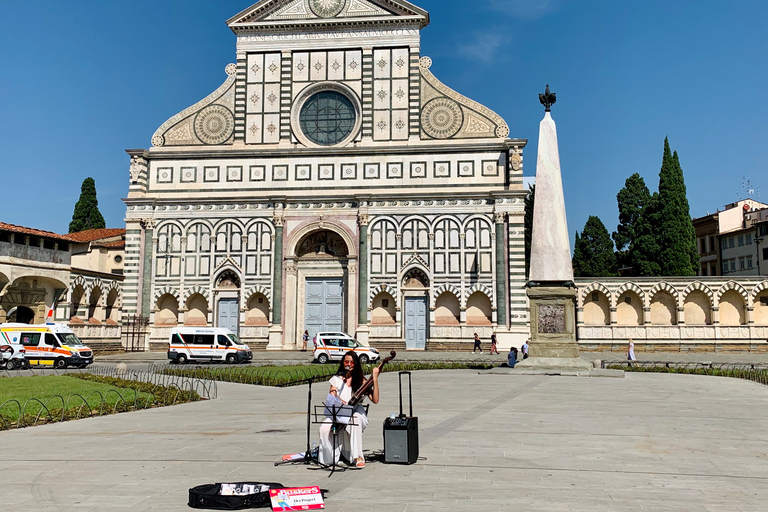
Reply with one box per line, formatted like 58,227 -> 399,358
2,370 -> 768,511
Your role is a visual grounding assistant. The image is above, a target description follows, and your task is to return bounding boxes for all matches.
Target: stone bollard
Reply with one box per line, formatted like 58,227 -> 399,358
593,359 -> 601,369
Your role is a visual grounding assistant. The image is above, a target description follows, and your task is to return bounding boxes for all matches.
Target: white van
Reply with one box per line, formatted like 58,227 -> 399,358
0,323 -> 94,369
167,327 -> 253,364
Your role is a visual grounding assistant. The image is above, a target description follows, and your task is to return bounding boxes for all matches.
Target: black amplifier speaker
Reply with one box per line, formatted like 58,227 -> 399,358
383,371 -> 419,464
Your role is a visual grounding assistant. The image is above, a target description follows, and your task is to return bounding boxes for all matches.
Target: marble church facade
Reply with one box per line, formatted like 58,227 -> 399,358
122,0 -> 530,350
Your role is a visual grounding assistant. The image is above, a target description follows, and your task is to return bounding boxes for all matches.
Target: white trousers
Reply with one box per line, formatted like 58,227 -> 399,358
318,411 -> 369,464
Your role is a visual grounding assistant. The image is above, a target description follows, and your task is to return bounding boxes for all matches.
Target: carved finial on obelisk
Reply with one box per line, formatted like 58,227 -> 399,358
539,84 -> 556,112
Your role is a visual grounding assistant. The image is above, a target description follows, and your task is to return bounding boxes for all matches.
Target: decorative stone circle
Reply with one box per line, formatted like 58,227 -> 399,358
225,63 -> 237,76
419,56 -> 432,70
495,123 -> 510,138
194,105 -> 234,145
421,97 -> 463,139
309,0 -> 345,18
151,135 -> 165,147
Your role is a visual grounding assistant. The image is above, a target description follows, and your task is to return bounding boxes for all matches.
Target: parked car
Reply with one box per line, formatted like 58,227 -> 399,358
0,341 -> 26,370
312,332 -> 379,364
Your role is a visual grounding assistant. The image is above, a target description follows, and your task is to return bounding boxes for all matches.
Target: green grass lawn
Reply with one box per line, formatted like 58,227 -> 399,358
0,376 -> 153,424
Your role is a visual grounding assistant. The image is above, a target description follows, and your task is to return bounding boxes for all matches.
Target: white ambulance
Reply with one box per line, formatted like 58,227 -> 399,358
0,323 -> 94,369
167,327 -> 253,364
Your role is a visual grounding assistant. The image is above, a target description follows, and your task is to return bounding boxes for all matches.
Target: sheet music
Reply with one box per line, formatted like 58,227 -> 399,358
324,393 -> 354,424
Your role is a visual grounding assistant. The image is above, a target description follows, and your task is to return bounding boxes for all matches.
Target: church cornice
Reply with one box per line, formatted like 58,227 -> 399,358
142,139 -> 527,161
230,17 -> 426,34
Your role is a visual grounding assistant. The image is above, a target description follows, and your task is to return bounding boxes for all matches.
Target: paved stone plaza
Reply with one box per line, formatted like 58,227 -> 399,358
3,369 -> 768,511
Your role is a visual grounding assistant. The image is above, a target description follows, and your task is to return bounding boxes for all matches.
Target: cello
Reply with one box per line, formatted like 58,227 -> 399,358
348,351 -> 396,406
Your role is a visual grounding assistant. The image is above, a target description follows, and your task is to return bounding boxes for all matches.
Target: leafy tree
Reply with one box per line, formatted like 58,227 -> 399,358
69,177 -> 106,233
657,139 -> 698,275
631,192 -> 663,276
572,216 -> 618,277
613,173 -> 651,271
523,184 -> 535,278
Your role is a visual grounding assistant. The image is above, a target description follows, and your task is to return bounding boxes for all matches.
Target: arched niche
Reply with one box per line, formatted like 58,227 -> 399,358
684,290 -> 711,325
650,291 -> 677,325
617,290 -> 643,325
371,291 -> 396,325
583,291 -> 610,326
296,230 -> 349,258
434,292 -> 460,325
719,290 -> 746,326
466,291 -> 492,326
156,294 -> 179,326
185,293 -> 209,326
246,293 -> 270,326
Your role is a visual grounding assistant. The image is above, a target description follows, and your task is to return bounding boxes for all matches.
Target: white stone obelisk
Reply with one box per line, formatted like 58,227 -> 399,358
528,111 -> 573,284
519,86 -> 590,370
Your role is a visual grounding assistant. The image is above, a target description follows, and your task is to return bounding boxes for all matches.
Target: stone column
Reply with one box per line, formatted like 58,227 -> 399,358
494,212 -> 507,327
267,208 -> 285,349
140,219 -> 155,318
356,211 -> 371,346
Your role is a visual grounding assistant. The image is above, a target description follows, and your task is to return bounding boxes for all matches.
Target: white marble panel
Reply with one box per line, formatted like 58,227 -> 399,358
327,51 -> 345,81
246,84 -> 263,114
391,110 -> 408,140
264,53 -> 282,83
373,110 -> 390,141
263,83 -> 281,113
373,49 -> 390,79
346,50 -> 362,80
247,53 -> 264,83
373,79 -> 390,110
310,51 -> 327,81
343,80 -> 362,98
391,79 -> 409,110
245,115 -> 263,144
293,52 -> 309,81
391,48 -> 409,78
263,114 -> 280,143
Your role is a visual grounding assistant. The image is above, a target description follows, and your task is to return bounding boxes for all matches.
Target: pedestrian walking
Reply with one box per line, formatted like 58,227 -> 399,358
507,346 -> 518,368
627,338 -> 636,361
489,332 -> 499,354
472,333 -> 482,353
521,340 -> 529,359
301,330 -> 309,351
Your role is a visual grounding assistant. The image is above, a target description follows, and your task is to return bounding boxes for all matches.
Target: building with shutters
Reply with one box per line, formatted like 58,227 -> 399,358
122,0 -> 531,351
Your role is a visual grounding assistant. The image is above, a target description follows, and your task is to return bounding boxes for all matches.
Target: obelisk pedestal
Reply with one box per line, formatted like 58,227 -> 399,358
517,86 -> 590,372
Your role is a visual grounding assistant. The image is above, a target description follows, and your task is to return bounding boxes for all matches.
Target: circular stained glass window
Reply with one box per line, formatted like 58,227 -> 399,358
299,91 -> 356,146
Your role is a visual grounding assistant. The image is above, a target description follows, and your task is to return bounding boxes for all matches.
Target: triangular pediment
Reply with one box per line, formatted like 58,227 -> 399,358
227,0 -> 429,31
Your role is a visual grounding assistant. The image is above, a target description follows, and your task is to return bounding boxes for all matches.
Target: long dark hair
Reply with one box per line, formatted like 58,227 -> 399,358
336,350 -> 364,392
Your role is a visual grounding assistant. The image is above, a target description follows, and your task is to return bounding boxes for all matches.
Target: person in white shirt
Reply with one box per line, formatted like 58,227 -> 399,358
318,351 -> 380,468
627,338 -> 636,361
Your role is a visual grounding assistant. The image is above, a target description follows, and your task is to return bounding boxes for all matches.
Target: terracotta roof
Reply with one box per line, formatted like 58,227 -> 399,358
0,221 -> 71,241
97,240 -> 126,248
65,228 -> 126,243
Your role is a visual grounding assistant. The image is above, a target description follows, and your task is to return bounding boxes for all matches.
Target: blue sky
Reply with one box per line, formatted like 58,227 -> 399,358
1,0 -> 766,248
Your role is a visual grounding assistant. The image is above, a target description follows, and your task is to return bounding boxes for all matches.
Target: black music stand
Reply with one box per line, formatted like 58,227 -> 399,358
311,403 -> 361,476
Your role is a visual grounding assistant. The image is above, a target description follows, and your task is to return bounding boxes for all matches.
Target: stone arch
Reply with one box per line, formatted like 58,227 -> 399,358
465,283 -> 494,309
154,286 -> 181,303
616,282 -> 646,308
185,293 -> 210,326
401,266 -> 430,289
432,283 -> 460,308
244,284 -> 271,304
649,282 -> 679,308
460,214 -> 494,231
682,281 -> 714,303
716,281 -> 750,307
214,268 -> 242,289
212,218 -> 246,231
181,285 -> 210,305
465,291 -> 492,326
371,290 -> 396,325
71,275 -> 87,295
649,283 -> 678,325
104,286 -> 120,324
434,291 -> 460,325
88,284 -> 103,323
287,221 -> 357,259
370,283 -> 397,305
245,291 -> 270,326
155,293 -> 179,326
753,281 -> 768,325
583,287 -> 611,326
581,282 -> 613,308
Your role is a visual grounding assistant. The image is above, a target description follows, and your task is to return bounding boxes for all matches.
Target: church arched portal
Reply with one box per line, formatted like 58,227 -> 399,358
287,228 -> 354,348
214,270 -> 240,334
402,268 -> 429,350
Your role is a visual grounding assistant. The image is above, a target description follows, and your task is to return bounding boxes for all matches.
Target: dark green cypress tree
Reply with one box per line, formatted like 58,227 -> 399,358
69,177 -> 106,233
657,139 -> 698,275
613,173 -> 651,272
523,184 -> 535,278
572,216 -> 618,277
631,191 -> 663,276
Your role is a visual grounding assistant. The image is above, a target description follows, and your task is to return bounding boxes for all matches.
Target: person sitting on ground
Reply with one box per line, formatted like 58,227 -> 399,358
507,346 -> 518,368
